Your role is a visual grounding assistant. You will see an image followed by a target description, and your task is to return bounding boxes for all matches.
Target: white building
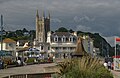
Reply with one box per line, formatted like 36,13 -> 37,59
0,38 -> 16,56
47,31 -> 77,58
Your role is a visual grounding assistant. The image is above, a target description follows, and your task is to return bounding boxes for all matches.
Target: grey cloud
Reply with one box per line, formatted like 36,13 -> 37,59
0,0 -> 120,38
4,24 -> 33,31
73,15 -> 95,22
51,18 -> 62,23
76,25 -> 91,32
0,0 -> 11,4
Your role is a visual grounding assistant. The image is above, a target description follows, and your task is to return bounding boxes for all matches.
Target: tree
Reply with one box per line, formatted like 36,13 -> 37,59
6,32 -> 17,38
69,29 -> 74,33
22,28 -> 28,33
55,27 -> 68,32
15,30 -> 23,37
29,30 -> 36,41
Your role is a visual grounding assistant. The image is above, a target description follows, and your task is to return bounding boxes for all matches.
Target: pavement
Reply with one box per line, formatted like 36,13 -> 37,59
0,61 -> 119,78
0,63 -> 57,78
111,70 -> 120,78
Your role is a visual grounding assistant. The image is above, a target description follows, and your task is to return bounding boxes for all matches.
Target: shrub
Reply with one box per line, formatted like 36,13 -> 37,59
27,58 -> 35,63
56,56 -> 113,78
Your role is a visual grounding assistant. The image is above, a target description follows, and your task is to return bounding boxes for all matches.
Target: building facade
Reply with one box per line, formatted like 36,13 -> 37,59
0,38 -> 16,57
0,38 -> 16,51
47,32 -> 77,58
34,10 -> 50,58
35,10 -> 50,43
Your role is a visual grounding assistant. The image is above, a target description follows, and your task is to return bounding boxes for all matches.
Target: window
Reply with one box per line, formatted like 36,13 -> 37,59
69,36 -> 73,42
70,47 -> 73,50
55,47 -> 58,50
58,37 -> 61,42
9,43 -> 13,47
62,36 -> 66,42
39,38 -> 41,42
54,35 -> 58,42
48,47 -> 50,50
41,46 -> 43,50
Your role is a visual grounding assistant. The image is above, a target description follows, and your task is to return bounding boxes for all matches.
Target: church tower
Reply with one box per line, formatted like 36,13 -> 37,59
36,10 -> 50,43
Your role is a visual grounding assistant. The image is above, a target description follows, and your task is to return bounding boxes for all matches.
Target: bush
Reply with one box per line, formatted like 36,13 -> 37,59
56,56 -> 113,78
27,58 -> 35,63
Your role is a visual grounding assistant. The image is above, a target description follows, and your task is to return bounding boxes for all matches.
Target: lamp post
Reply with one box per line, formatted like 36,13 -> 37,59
1,15 -> 3,51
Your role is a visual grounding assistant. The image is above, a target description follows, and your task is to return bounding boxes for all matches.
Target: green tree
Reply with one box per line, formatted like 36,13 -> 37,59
6,32 -> 17,38
15,30 -> 23,37
55,27 -> 68,32
22,28 -> 28,33
29,30 -> 36,40
69,29 -> 74,33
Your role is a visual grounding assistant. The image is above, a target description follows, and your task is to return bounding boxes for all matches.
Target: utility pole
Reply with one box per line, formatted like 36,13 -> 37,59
101,39 -> 104,57
1,15 -> 3,51
107,44 -> 109,57
88,36 -> 90,53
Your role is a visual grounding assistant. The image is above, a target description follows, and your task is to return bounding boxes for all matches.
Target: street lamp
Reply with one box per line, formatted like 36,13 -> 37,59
1,15 -> 3,51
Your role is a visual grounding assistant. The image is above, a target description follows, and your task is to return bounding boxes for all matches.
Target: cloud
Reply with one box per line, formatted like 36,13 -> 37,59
4,24 -> 33,31
76,25 -> 91,32
73,15 -> 95,22
0,0 -> 120,38
51,18 -> 62,23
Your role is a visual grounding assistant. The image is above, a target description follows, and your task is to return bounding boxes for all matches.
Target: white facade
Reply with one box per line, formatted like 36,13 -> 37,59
0,39 -> 16,51
0,43 -> 16,51
0,38 -> 16,57
47,32 -> 77,58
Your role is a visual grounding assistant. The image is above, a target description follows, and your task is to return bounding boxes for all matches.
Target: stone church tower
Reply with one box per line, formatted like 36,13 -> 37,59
36,10 -> 50,43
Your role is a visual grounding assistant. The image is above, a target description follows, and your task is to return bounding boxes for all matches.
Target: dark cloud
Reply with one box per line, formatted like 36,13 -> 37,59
0,0 -> 10,4
0,0 -> 120,38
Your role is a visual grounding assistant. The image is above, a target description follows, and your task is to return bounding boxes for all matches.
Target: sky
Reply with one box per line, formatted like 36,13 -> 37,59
0,0 -> 120,46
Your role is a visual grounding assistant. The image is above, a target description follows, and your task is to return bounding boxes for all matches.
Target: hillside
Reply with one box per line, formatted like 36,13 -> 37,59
77,31 -> 114,57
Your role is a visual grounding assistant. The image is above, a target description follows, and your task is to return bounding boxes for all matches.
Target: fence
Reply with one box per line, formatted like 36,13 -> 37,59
2,73 -> 55,78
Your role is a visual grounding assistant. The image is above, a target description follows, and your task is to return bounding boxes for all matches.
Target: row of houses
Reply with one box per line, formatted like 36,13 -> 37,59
0,32 -> 99,59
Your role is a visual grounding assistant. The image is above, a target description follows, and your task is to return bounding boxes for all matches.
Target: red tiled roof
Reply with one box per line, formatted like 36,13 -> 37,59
3,38 -> 16,43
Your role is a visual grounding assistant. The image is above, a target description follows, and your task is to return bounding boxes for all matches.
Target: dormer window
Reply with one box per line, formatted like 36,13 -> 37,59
41,46 -> 43,50
39,38 -> 41,42
69,36 -> 73,42
62,36 -> 66,42
54,35 -> 58,42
